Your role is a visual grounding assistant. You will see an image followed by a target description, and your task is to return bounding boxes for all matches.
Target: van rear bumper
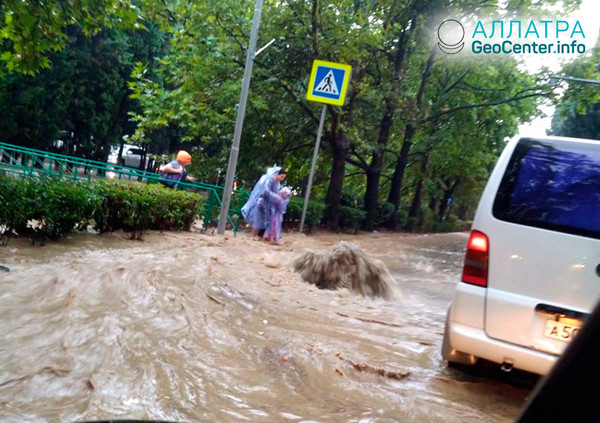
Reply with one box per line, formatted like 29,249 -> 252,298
448,321 -> 558,376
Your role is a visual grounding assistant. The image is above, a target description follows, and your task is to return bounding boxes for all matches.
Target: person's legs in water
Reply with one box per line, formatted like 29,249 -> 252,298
252,227 -> 266,240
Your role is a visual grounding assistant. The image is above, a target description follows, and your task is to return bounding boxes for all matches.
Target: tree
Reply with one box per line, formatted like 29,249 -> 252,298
0,25 -> 166,160
0,0 -> 140,73
550,40 -> 600,139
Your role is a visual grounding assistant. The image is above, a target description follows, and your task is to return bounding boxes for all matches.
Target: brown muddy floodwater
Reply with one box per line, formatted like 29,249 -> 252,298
0,230 -> 534,422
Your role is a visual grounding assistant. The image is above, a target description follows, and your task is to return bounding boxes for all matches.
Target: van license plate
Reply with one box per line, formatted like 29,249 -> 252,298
544,320 -> 581,342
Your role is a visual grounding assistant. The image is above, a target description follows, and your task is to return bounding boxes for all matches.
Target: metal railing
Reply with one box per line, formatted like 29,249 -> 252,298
0,142 -> 249,234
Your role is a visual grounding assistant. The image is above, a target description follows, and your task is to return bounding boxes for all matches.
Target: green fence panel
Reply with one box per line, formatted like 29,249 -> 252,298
0,141 -> 249,234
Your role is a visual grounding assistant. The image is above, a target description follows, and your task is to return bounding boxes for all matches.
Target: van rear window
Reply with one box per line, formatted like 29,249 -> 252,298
493,138 -> 600,239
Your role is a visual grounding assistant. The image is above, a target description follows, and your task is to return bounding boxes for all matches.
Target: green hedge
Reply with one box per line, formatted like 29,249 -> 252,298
0,176 -> 205,244
375,202 -> 396,227
338,205 -> 366,232
282,197 -> 368,233
284,197 -> 326,232
93,181 -> 203,238
0,177 -> 101,243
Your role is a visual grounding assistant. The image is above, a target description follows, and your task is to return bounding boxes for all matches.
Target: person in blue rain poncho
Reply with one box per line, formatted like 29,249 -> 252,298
241,166 -> 287,240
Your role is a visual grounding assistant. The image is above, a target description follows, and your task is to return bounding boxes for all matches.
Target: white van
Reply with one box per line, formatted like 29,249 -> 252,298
442,135 -> 600,376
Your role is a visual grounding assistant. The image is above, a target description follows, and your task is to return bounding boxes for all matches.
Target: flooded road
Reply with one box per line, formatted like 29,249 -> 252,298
0,231 -> 534,422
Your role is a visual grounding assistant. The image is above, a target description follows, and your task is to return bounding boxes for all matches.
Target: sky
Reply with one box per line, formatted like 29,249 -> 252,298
517,0 -> 600,137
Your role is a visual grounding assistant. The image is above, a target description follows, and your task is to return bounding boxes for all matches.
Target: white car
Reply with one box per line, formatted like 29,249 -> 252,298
108,144 -> 144,168
442,135 -> 600,376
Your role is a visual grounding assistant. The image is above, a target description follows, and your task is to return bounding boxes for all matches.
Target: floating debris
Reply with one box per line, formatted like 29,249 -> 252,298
336,352 -> 410,381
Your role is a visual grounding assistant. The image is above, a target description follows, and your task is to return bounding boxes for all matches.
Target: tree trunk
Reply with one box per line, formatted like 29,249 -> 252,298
361,13 -> 418,231
385,123 -> 415,228
458,204 -> 468,221
322,56 -> 363,231
138,144 -> 148,171
385,47 -> 436,229
428,196 -> 437,212
324,133 -> 350,231
362,167 -> 380,231
408,151 -> 429,221
362,110 -> 393,231
311,0 -> 320,55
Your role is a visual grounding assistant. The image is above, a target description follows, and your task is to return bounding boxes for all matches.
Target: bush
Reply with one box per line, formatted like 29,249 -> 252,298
284,197 -> 326,232
338,205 -> 366,233
0,176 -> 29,244
405,216 -> 419,232
375,202 -> 395,227
0,177 -> 100,243
383,207 -> 408,230
436,218 -> 471,232
420,207 -> 436,233
433,220 -> 455,233
0,176 -> 205,244
92,181 -> 204,239
283,200 -> 366,233
455,219 -> 472,231
41,179 -> 101,239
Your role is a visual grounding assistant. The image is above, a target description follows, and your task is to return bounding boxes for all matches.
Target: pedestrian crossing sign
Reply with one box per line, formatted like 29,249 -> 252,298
306,60 -> 352,106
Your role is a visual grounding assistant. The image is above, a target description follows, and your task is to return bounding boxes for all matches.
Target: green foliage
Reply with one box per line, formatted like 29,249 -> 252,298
430,217 -> 472,233
551,42 -> 600,139
375,202 -> 395,227
281,196 -> 367,234
282,198 -> 371,233
0,176 -> 29,244
128,1 -> 249,148
0,26 -> 161,159
0,177 -> 100,243
0,176 -> 204,244
382,206 -> 409,231
406,205 -> 471,233
184,146 -> 229,186
338,206 -> 367,233
284,197 -> 326,232
0,0 -> 140,73
93,181 -> 204,239
551,101 -> 600,140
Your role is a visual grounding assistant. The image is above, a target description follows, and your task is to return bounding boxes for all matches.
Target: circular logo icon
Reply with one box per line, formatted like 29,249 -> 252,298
438,19 -> 465,55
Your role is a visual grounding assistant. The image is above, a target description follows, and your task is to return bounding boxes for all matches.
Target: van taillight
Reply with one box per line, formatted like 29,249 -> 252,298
461,230 -> 489,287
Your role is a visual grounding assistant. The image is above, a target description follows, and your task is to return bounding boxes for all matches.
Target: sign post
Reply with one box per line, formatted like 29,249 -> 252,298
300,60 -> 352,233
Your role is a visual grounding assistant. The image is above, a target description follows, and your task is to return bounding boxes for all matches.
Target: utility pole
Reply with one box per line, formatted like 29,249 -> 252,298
217,0 -> 264,235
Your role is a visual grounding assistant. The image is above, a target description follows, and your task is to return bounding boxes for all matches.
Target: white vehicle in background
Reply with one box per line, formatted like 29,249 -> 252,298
108,144 -> 145,168
442,135 -> 600,376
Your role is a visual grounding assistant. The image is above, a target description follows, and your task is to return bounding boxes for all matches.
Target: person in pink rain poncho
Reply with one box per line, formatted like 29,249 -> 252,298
263,186 -> 292,245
